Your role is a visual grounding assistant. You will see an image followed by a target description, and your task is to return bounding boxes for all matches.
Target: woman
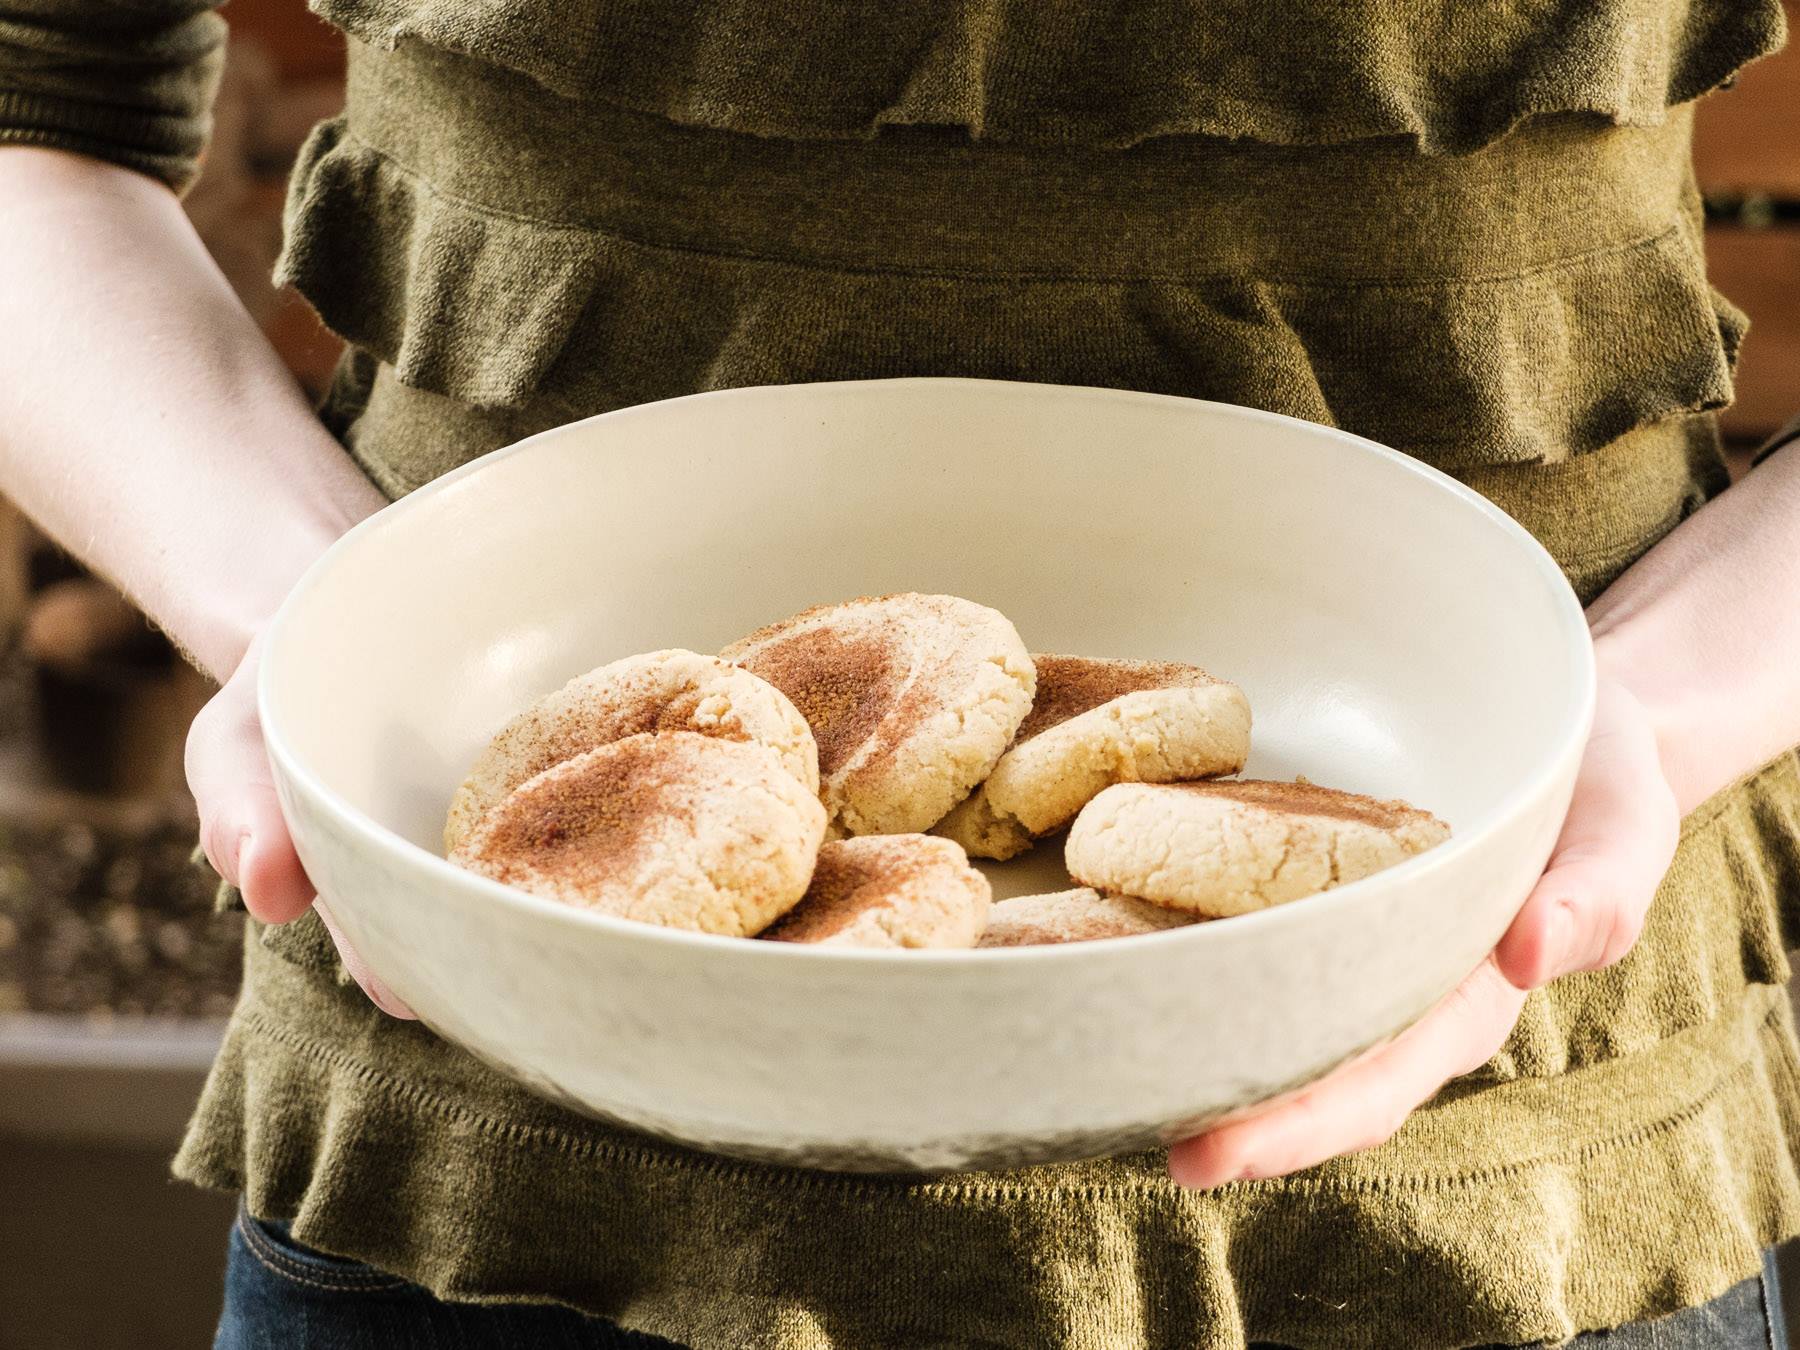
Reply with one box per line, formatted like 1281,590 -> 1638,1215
3,2 -> 1800,1345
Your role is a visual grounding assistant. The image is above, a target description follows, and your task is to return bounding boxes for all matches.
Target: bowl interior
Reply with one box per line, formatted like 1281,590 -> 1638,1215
265,378 -> 1587,913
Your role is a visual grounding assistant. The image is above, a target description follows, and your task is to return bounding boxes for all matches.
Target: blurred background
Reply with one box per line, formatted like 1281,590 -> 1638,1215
0,4 -> 1796,1347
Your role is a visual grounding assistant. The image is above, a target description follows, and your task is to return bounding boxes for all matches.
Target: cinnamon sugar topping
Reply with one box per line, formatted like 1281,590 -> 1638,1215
763,838 -> 918,941
1175,778 -> 1428,828
721,593 -> 1034,839
760,835 -> 988,948
734,628 -> 901,778
465,733 -> 704,892
1014,655 -> 1215,743
512,687 -> 739,787
979,890 -> 1196,947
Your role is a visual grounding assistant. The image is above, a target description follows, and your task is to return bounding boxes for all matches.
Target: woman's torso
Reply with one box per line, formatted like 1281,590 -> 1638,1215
178,5 -> 1800,1346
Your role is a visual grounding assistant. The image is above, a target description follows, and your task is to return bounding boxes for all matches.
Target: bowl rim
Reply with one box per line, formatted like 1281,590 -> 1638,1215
259,376 -> 1597,969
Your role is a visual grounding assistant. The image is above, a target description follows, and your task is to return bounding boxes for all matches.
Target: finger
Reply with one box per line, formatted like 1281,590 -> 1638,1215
314,899 -> 417,1020
1494,682 -> 1677,991
1168,957 -> 1525,1188
185,681 -> 315,925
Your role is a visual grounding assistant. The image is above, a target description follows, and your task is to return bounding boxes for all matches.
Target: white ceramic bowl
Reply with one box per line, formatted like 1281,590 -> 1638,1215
261,377 -> 1592,1172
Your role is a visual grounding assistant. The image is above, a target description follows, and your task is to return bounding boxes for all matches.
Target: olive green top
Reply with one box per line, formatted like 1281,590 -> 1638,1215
7,3 -> 1800,1346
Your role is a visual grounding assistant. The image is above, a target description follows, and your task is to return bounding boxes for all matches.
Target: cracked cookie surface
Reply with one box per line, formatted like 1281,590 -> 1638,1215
445,648 -> 818,852
935,655 -> 1249,860
762,835 -> 991,950
450,731 -> 827,935
1065,779 -> 1449,917
723,594 -> 1035,838
977,888 -> 1197,947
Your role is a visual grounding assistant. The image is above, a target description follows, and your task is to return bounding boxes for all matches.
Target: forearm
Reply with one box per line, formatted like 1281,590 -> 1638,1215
1588,439 -> 1800,815
0,147 -> 383,681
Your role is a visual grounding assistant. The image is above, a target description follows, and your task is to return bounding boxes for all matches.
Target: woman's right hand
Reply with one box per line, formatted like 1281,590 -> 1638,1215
185,633 -> 415,1019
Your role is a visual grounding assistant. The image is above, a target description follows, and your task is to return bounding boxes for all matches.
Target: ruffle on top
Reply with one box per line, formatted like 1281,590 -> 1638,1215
277,35 -> 1749,474
180,748 -> 1800,1348
308,0 -> 1785,154
180,969 -> 1800,1349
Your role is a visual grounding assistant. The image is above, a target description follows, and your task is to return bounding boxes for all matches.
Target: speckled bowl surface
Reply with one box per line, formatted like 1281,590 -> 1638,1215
260,378 -> 1593,1172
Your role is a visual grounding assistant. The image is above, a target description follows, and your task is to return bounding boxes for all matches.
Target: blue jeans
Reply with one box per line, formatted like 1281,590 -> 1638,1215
216,1204 -> 679,1349
217,1203 -> 1788,1349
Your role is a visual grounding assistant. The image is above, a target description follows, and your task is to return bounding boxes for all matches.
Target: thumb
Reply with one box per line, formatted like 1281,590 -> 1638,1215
1494,676 -> 1678,990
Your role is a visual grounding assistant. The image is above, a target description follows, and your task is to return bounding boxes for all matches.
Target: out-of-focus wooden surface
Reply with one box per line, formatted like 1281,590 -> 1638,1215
1708,227 -> 1800,440
184,15 -> 347,399
1694,0 -> 1799,444
1693,2 -> 1800,197
215,0 -> 345,81
1,1133 -> 232,1350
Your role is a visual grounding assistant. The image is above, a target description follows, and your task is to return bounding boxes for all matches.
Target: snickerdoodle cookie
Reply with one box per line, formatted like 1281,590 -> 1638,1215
445,649 -> 817,851
976,888 -> 1197,948
1065,780 -> 1449,918
449,731 -> 827,935
935,655 -> 1250,860
722,594 -> 1035,838
761,835 -> 991,950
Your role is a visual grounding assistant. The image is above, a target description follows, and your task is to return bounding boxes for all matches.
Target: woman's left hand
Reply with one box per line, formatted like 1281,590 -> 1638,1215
1166,668 -> 1679,1189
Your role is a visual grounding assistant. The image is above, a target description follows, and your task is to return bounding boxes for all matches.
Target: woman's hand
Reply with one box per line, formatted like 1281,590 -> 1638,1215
186,634 -> 415,1018
1167,669 -> 1678,1188
1166,432 -> 1800,1188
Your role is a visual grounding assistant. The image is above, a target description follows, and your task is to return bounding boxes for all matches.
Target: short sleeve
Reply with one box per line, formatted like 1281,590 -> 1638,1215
0,0 -> 227,192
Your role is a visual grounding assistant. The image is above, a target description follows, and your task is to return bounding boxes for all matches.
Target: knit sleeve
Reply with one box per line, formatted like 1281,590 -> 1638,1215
0,0 -> 226,192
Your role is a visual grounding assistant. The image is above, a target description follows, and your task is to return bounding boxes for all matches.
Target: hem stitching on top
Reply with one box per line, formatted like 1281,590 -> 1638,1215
233,995 -> 1788,1201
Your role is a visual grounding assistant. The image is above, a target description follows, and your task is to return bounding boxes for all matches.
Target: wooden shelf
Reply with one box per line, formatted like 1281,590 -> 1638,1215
1694,0 -> 1800,198
1708,225 -> 1800,444
1694,0 -> 1800,446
